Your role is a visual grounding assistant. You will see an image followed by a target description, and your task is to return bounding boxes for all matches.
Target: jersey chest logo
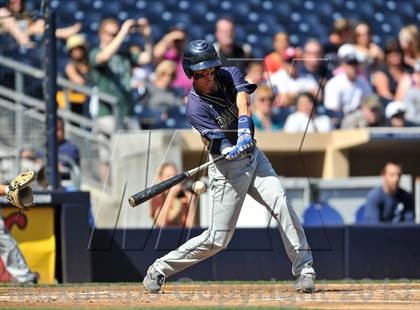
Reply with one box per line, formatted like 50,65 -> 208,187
215,104 -> 238,129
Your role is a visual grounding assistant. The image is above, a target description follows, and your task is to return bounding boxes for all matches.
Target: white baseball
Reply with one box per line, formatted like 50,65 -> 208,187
192,181 -> 206,195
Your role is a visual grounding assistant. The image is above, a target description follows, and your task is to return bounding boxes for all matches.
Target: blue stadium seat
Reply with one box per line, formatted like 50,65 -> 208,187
58,1 -> 79,14
271,2 -> 292,19
303,203 -> 344,226
190,3 -> 209,24
99,2 -> 122,16
355,204 -> 365,224
171,12 -> 191,27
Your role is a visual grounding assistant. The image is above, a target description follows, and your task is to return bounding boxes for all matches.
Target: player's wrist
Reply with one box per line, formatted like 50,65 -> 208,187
237,115 -> 254,137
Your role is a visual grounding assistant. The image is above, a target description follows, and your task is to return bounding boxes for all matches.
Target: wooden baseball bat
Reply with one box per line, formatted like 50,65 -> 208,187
128,154 -> 225,208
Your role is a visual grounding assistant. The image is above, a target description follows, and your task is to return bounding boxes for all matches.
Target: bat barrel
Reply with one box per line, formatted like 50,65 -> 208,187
128,172 -> 188,207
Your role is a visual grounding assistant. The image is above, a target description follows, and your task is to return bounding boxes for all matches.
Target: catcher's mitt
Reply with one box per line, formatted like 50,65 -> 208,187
6,170 -> 36,210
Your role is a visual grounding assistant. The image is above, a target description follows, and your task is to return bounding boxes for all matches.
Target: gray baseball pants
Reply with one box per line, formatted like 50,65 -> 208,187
0,218 -> 37,283
152,148 -> 315,279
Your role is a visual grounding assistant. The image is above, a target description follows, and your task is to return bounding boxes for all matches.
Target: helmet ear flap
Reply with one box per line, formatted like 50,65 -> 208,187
182,60 -> 193,78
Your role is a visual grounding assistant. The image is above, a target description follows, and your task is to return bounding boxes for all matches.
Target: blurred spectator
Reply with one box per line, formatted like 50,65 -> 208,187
371,38 -> 410,102
20,117 -> 80,189
59,34 -> 92,116
89,18 -> 148,182
150,162 -> 198,228
324,44 -> 373,121
284,92 -> 332,133
56,116 -> 80,190
364,161 -> 414,223
398,25 -> 420,71
270,47 -> 318,107
142,60 -> 184,109
89,18 -> 149,125
0,0 -> 81,47
252,85 -> 281,131
299,38 -> 331,88
385,101 -> 415,128
65,34 -> 90,86
324,19 -> 353,62
353,22 -> 384,69
213,17 -> 252,73
264,32 -> 289,74
402,60 -> 420,125
245,61 -> 265,86
341,95 -> 385,129
57,116 -> 80,169
153,27 -> 191,95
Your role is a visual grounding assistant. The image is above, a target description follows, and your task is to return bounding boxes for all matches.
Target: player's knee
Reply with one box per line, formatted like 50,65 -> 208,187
271,193 -> 289,215
208,231 -> 232,252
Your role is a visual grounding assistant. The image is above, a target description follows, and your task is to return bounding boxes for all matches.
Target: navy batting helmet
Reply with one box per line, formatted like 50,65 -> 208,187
182,40 -> 222,78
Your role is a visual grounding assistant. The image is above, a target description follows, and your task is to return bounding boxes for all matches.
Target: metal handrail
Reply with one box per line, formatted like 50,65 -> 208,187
0,96 -> 108,145
0,85 -> 96,128
0,55 -> 118,106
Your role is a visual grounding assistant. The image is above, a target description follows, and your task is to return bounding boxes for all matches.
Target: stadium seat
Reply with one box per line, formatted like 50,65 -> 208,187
303,203 -> 344,226
355,204 -> 365,224
99,2 -> 122,16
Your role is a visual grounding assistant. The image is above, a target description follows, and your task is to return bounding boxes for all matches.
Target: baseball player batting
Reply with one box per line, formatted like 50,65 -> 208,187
143,39 -> 316,293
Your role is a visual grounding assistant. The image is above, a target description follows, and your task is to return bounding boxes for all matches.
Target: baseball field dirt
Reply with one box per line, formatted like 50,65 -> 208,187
1,281 -> 419,309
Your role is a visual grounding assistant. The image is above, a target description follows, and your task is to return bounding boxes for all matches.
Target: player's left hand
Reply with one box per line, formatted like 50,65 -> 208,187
223,131 -> 254,161
5,170 -> 36,210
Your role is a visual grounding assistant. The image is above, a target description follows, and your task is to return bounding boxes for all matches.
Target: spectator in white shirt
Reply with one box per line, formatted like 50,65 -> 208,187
269,47 -> 319,107
284,92 -> 332,133
324,44 -> 373,120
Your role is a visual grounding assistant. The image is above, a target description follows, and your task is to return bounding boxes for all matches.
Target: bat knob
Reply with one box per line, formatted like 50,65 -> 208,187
128,196 -> 136,208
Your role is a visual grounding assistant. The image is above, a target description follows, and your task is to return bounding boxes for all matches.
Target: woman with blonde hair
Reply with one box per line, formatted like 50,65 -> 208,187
353,22 -> 384,68
150,162 -> 198,228
399,25 -> 420,70
252,85 -> 282,131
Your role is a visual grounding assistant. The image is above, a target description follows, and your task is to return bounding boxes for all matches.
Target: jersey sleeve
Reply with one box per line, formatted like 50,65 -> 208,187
363,188 -> 382,223
225,67 -> 257,94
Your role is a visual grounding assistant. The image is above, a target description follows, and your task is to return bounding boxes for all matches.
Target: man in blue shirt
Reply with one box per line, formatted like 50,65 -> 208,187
57,117 -> 80,168
143,40 -> 316,294
364,161 -> 414,223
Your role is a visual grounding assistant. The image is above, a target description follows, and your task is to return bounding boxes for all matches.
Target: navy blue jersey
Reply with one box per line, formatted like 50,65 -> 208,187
186,67 -> 256,150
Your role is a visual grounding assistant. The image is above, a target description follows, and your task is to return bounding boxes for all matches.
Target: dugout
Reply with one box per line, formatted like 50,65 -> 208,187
0,191 -> 91,284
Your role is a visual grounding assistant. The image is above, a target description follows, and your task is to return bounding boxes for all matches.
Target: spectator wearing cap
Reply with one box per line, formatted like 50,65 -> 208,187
213,17 -> 252,73
324,44 -> 373,123
252,85 -> 282,131
154,27 -> 191,95
264,32 -> 290,74
385,101 -> 415,128
65,34 -> 90,86
341,95 -> 385,129
270,47 -> 319,107
61,34 -> 92,116
284,92 -> 332,133
371,38 -> 410,102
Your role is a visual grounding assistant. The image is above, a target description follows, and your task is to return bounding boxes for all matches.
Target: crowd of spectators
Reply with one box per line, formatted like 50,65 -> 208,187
1,0 -> 419,135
